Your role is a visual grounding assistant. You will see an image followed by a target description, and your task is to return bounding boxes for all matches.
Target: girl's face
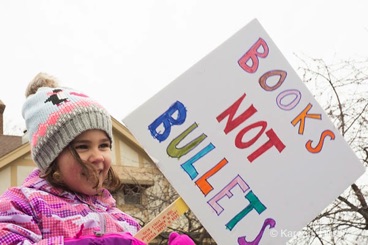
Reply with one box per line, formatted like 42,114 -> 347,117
56,129 -> 112,196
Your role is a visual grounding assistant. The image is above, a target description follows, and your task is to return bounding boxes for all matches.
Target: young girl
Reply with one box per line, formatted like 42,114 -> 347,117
0,73 -> 195,245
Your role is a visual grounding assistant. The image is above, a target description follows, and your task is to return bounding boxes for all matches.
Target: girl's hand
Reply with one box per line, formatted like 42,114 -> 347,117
168,232 -> 196,245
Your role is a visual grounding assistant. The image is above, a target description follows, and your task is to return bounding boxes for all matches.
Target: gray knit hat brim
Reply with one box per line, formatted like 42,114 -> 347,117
33,110 -> 112,171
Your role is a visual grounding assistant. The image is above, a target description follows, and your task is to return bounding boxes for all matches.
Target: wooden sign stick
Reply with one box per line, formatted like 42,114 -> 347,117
134,197 -> 189,243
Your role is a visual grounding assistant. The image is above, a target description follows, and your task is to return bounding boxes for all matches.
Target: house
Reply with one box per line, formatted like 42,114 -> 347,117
0,99 -> 156,191
0,99 -> 168,225
0,100 -> 214,244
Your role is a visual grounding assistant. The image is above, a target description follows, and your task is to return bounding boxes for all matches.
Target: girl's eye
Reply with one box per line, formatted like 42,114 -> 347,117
100,143 -> 111,149
74,144 -> 88,150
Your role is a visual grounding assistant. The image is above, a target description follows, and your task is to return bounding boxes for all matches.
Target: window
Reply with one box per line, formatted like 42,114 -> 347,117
123,184 -> 144,205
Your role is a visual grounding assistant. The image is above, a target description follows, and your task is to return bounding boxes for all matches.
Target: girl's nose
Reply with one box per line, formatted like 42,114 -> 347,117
88,152 -> 105,164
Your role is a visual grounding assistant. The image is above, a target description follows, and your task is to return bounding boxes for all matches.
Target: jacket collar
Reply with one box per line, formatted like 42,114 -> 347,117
23,168 -> 116,209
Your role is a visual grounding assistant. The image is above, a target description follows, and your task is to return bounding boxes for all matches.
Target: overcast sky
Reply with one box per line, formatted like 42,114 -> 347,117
1,0 -> 368,135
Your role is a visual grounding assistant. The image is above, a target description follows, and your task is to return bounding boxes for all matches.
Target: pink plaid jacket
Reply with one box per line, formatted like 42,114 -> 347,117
0,169 -> 141,245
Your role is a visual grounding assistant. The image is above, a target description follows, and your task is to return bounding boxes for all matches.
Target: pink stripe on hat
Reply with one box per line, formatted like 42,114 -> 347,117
31,100 -> 100,146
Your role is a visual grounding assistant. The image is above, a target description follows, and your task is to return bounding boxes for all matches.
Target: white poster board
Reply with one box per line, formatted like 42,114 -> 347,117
123,19 -> 365,244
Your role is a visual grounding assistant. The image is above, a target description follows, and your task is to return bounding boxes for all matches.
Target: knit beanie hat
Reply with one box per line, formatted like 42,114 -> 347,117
22,73 -> 113,172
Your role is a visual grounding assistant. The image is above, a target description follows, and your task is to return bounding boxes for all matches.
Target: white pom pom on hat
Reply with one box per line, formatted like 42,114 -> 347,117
22,72 -> 113,172
25,72 -> 60,98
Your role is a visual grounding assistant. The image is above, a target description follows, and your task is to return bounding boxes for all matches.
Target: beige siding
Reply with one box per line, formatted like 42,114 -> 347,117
0,166 -> 11,194
17,165 -> 36,185
119,140 -> 140,167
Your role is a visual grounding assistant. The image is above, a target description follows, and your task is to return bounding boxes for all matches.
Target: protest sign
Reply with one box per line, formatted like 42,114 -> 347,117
124,19 -> 365,244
